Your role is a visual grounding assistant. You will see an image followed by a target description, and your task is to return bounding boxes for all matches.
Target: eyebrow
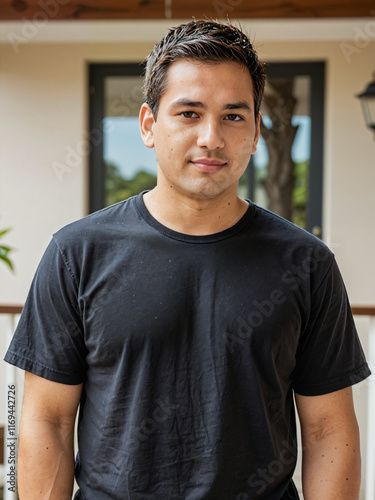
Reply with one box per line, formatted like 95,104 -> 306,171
170,99 -> 252,112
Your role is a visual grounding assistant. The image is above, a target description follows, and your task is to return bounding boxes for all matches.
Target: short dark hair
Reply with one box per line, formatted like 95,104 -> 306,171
143,19 -> 266,122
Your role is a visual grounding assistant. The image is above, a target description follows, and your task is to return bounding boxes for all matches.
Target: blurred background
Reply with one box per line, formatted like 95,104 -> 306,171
0,1 -> 374,498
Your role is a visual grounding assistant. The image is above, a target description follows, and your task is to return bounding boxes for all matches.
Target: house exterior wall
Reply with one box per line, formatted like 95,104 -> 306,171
0,26 -> 374,497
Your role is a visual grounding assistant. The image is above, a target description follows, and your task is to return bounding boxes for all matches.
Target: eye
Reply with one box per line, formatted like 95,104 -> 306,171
180,111 -> 198,118
225,114 -> 243,121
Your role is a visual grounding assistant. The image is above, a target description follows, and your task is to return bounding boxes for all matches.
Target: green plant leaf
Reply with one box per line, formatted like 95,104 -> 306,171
0,226 -> 15,271
0,245 -> 12,252
0,253 -> 14,271
0,228 -> 11,238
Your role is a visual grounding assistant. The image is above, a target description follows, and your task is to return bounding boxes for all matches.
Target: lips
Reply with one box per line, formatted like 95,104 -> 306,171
191,158 -> 227,172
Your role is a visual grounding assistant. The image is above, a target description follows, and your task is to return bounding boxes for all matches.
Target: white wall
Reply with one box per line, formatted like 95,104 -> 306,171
0,19 -> 374,498
0,41 -> 155,301
1,29 -> 374,303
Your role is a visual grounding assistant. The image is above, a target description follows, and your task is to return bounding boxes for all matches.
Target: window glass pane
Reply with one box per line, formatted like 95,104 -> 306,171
100,72 -> 314,231
239,75 -> 311,231
103,76 -> 157,207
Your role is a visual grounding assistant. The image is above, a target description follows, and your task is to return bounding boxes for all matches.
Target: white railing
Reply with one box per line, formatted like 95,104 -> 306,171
1,305 -> 374,500
351,306 -> 375,500
1,305 -> 22,500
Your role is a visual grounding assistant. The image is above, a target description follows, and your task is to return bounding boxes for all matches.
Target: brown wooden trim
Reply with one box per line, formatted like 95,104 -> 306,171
0,305 -> 374,316
0,0 -> 165,20
0,0 -> 374,20
173,0 -> 375,19
351,306 -> 375,316
0,305 -> 23,314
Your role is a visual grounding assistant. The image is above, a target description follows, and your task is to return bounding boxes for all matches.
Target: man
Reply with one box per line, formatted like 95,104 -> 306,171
5,19 -> 370,500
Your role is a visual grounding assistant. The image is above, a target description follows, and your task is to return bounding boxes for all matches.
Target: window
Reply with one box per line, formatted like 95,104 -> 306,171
240,62 -> 325,236
89,63 -> 156,212
89,62 -> 324,236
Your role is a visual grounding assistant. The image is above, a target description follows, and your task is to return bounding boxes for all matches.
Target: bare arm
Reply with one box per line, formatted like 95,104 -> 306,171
295,387 -> 361,500
18,371 -> 83,500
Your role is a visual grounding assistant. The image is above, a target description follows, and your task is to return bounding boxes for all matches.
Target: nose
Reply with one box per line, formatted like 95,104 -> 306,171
196,118 -> 225,150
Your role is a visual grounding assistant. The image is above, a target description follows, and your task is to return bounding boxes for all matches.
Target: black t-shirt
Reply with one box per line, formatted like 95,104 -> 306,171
5,193 -> 370,499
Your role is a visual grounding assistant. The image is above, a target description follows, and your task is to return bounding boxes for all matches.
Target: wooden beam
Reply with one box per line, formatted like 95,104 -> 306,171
0,0 -> 165,20
0,0 -> 374,20
0,304 -> 374,317
1,304 -> 375,316
351,306 -> 375,317
172,0 -> 375,19
3,304 -> 371,316
0,305 -> 23,314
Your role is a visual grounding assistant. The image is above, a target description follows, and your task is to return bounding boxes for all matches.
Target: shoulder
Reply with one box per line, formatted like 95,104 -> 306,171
251,203 -> 322,244
252,202 -> 330,248
53,195 -> 139,247
249,203 -> 335,288
49,195 -> 143,281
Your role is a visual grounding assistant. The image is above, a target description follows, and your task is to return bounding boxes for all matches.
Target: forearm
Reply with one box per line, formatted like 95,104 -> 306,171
18,418 -> 75,499
301,425 -> 361,499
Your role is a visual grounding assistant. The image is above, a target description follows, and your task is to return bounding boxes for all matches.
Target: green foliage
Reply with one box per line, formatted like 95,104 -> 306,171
292,160 -> 308,229
105,161 -> 157,206
237,168 -> 250,199
239,160 -> 308,229
0,227 -> 14,271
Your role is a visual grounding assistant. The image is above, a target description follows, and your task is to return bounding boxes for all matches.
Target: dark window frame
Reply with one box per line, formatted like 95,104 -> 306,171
89,63 -> 145,213
89,61 -> 325,235
249,61 -> 325,236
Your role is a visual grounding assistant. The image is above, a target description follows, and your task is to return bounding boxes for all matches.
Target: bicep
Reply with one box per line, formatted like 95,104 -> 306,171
295,387 -> 358,442
22,371 -> 83,428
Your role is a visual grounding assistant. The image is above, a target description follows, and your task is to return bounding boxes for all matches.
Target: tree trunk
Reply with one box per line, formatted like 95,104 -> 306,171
260,78 -> 299,221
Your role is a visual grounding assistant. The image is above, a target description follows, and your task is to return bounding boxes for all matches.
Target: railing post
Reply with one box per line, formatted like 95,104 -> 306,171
4,314 -> 18,500
366,316 -> 375,500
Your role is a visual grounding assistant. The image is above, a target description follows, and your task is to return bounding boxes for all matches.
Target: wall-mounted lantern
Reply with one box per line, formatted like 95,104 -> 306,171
357,73 -> 375,139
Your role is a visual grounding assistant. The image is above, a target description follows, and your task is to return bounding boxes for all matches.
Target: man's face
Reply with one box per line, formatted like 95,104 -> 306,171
140,59 -> 260,201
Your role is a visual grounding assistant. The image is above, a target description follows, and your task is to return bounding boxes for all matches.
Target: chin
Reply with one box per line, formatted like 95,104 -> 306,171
183,183 -> 233,200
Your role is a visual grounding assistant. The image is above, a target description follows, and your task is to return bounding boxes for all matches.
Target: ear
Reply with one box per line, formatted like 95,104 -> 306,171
252,113 -> 261,154
139,103 -> 156,149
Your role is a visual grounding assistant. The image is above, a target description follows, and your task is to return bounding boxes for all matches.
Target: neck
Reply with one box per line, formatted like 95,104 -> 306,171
143,186 -> 249,236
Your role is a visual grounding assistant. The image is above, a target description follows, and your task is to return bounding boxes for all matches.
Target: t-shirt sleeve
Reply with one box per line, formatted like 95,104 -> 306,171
4,236 -> 86,385
292,257 -> 371,396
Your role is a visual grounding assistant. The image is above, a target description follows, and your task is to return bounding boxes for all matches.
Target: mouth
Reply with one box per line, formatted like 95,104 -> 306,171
190,158 -> 227,173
